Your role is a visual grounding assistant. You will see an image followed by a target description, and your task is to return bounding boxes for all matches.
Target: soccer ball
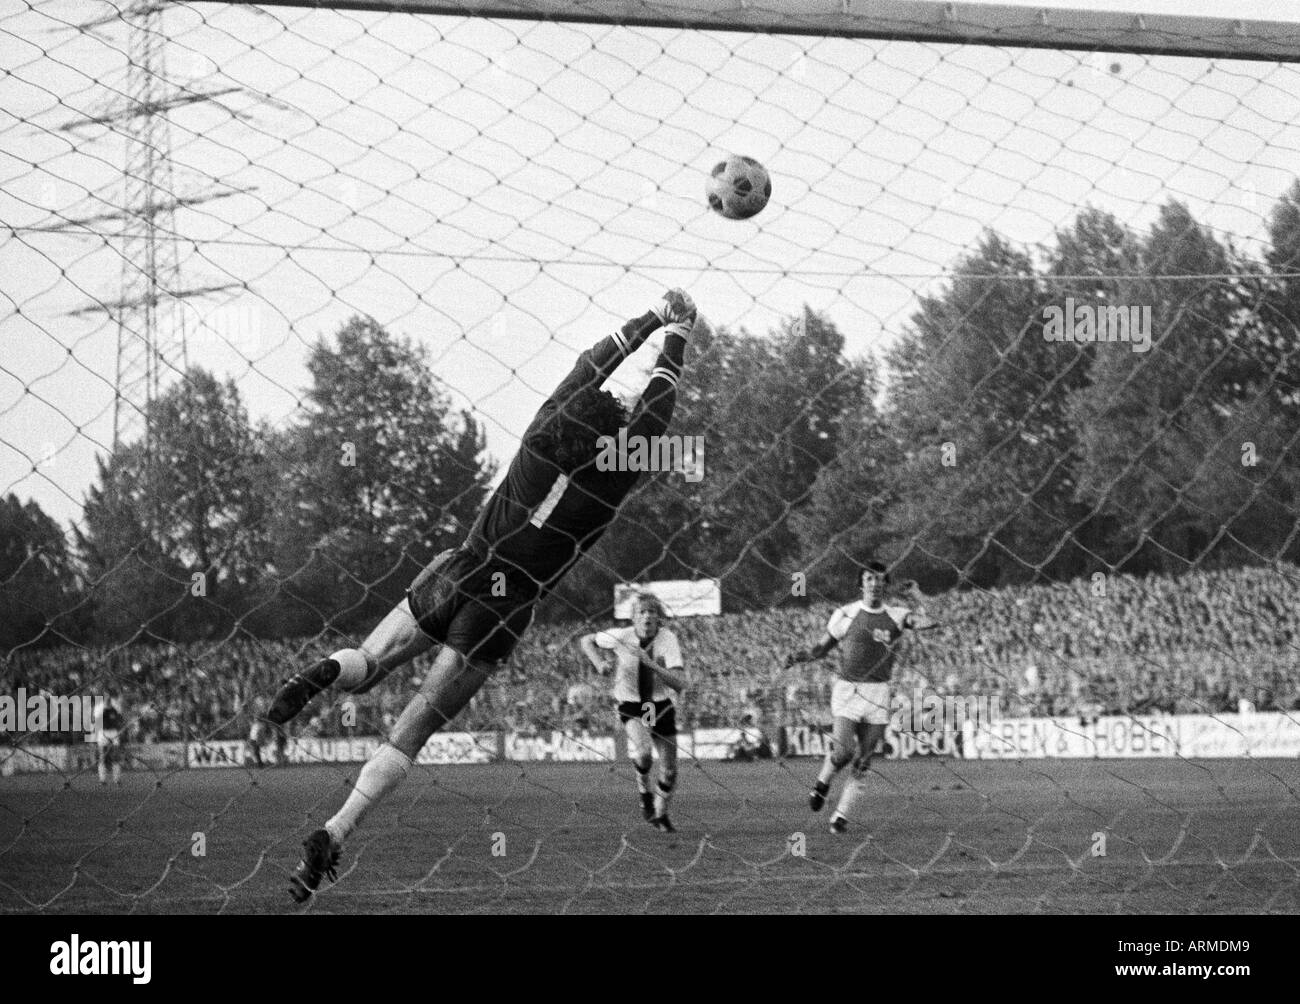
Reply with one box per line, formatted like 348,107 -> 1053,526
706,155 -> 771,220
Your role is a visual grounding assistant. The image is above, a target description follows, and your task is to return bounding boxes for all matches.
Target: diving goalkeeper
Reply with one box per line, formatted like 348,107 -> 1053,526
253,289 -> 699,902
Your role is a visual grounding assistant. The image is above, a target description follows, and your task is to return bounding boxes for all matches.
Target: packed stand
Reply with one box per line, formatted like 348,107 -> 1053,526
4,563 -> 1298,746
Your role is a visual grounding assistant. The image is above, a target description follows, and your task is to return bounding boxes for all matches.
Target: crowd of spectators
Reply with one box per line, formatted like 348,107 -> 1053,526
6,563 -> 1298,745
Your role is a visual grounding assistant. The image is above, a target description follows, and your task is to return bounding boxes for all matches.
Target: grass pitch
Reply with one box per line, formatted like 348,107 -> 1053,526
2,757 -> 1297,914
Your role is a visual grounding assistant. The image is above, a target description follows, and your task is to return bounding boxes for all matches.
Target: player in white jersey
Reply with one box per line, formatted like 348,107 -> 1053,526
579,593 -> 686,832
95,697 -> 125,786
785,561 -> 939,833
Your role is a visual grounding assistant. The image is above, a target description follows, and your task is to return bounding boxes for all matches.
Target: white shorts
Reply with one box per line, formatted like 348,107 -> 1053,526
830,680 -> 891,725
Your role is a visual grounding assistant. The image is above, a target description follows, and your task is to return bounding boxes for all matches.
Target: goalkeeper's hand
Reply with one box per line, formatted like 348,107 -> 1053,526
652,288 -> 696,327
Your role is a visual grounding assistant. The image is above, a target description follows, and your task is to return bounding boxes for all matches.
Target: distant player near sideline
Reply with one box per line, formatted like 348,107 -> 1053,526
246,693 -> 287,767
95,696 -> 124,786
252,288 -> 699,902
578,593 -> 686,832
784,562 -> 938,834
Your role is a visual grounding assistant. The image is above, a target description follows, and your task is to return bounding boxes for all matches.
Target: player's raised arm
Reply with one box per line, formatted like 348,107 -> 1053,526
786,601 -> 855,667
578,631 -> 613,673
627,289 -> 696,441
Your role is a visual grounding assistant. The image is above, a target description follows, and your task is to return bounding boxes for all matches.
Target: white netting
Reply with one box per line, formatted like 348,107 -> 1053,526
2,0 -> 1299,913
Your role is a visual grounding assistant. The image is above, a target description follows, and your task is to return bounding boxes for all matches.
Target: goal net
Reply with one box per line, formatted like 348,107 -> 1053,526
2,0 -> 1299,914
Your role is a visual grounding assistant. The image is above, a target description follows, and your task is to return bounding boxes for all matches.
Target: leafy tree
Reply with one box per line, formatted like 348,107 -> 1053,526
270,316 -> 494,633
0,493 -> 82,650
78,445 -> 190,642
1065,201 -> 1278,570
879,231 -> 1070,587
78,369 -> 267,641
789,377 -> 894,598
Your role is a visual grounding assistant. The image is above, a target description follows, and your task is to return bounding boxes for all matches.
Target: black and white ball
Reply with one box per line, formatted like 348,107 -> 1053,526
706,155 -> 771,220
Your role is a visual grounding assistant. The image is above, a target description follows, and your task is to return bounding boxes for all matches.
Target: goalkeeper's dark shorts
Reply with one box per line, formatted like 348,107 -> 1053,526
406,547 -> 535,666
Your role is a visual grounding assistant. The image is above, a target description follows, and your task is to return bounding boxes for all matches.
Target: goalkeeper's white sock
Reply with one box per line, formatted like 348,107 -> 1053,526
330,648 -> 371,689
98,761 -> 107,784
325,743 -> 412,844
111,763 -> 121,785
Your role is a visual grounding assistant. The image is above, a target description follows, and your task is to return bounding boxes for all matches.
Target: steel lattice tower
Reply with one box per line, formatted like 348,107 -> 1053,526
61,2 -> 243,453
113,1 -> 186,452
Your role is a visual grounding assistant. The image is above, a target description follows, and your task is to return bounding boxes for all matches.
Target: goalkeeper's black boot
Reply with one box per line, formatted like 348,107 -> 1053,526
829,813 -> 848,835
266,658 -> 341,727
652,814 -> 676,834
289,828 -> 340,903
640,792 -> 655,822
809,780 -> 830,812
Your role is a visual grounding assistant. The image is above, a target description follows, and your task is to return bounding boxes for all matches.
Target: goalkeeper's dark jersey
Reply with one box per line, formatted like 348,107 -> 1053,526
464,310 -> 684,598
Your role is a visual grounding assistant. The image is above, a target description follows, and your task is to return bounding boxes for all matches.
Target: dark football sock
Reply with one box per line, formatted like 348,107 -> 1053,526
265,658 -> 340,725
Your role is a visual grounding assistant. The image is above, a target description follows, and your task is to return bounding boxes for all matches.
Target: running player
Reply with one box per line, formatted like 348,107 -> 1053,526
259,288 -> 699,901
95,696 -> 124,786
578,593 -> 686,832
784,562 -> 938,833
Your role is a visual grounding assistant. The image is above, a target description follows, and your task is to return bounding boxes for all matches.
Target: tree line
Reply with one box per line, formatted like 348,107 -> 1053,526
5,187 -> 1300,651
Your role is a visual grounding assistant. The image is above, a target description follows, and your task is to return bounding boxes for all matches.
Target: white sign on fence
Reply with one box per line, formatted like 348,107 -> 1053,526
1177,713 -> 1300,758
505,731 -> 616,762
613,579 -> 721,619
962,715 -> 1179,759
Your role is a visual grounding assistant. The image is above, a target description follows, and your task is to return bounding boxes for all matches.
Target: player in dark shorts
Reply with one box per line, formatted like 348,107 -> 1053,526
252,288 -> 699,901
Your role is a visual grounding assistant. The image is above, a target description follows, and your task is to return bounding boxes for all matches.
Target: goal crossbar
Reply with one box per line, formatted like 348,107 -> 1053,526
221,0 -> 1300,63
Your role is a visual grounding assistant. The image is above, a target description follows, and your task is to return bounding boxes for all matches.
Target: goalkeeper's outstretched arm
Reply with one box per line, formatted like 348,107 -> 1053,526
627,289 -> 696,440
524,288 -> 695,439
527,312 -> 661,435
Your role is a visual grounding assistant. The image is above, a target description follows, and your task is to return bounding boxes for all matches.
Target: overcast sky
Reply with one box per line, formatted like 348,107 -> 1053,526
3,0 -> 1300,533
